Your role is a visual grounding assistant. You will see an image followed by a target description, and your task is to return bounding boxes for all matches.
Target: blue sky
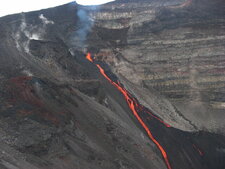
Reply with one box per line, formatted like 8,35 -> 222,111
0,0 -> 114,17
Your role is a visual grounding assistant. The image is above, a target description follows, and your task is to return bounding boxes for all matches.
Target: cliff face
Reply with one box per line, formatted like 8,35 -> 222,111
0,1 -> 225,169
88,0 -> 225,133
0,4 -> 161,169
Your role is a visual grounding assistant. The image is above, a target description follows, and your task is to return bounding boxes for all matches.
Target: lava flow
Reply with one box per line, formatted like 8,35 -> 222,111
86,53 -> 172,169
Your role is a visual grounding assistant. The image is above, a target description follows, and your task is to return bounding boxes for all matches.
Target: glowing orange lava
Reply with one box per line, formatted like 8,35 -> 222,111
86,52 -> 93,62
86,53 -> 172,169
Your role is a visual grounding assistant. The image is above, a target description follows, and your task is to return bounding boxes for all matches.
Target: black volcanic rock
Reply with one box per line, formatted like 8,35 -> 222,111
0,1 -> 225,169
88,0 -> 225,133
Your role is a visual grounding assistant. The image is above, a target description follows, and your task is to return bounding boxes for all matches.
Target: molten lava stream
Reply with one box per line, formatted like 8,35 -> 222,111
86,53 -> 172,169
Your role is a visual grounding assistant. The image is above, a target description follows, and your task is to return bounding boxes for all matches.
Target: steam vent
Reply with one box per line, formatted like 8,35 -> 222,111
0,0 -> 225,169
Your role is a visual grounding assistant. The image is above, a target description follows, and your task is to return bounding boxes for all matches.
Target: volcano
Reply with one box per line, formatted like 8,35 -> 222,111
0,0 -> 225,169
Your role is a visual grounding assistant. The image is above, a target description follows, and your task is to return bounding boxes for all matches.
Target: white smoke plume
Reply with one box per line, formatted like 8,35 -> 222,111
39,14 -> 54,25
71,8 -> 95,51
77,9 -> 93,42
14,14 -> 54,53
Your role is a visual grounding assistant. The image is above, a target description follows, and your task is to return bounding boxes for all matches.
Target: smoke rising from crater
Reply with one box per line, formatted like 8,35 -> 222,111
74,9 -> 93,49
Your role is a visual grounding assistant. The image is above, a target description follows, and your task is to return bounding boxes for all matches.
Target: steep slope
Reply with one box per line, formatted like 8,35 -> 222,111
0,3 -> 168,169
0,0 -> 224,169
88,0 -> 225,133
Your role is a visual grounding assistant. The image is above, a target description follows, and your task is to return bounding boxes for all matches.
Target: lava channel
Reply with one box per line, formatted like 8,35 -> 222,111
86,53 -> 172,169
